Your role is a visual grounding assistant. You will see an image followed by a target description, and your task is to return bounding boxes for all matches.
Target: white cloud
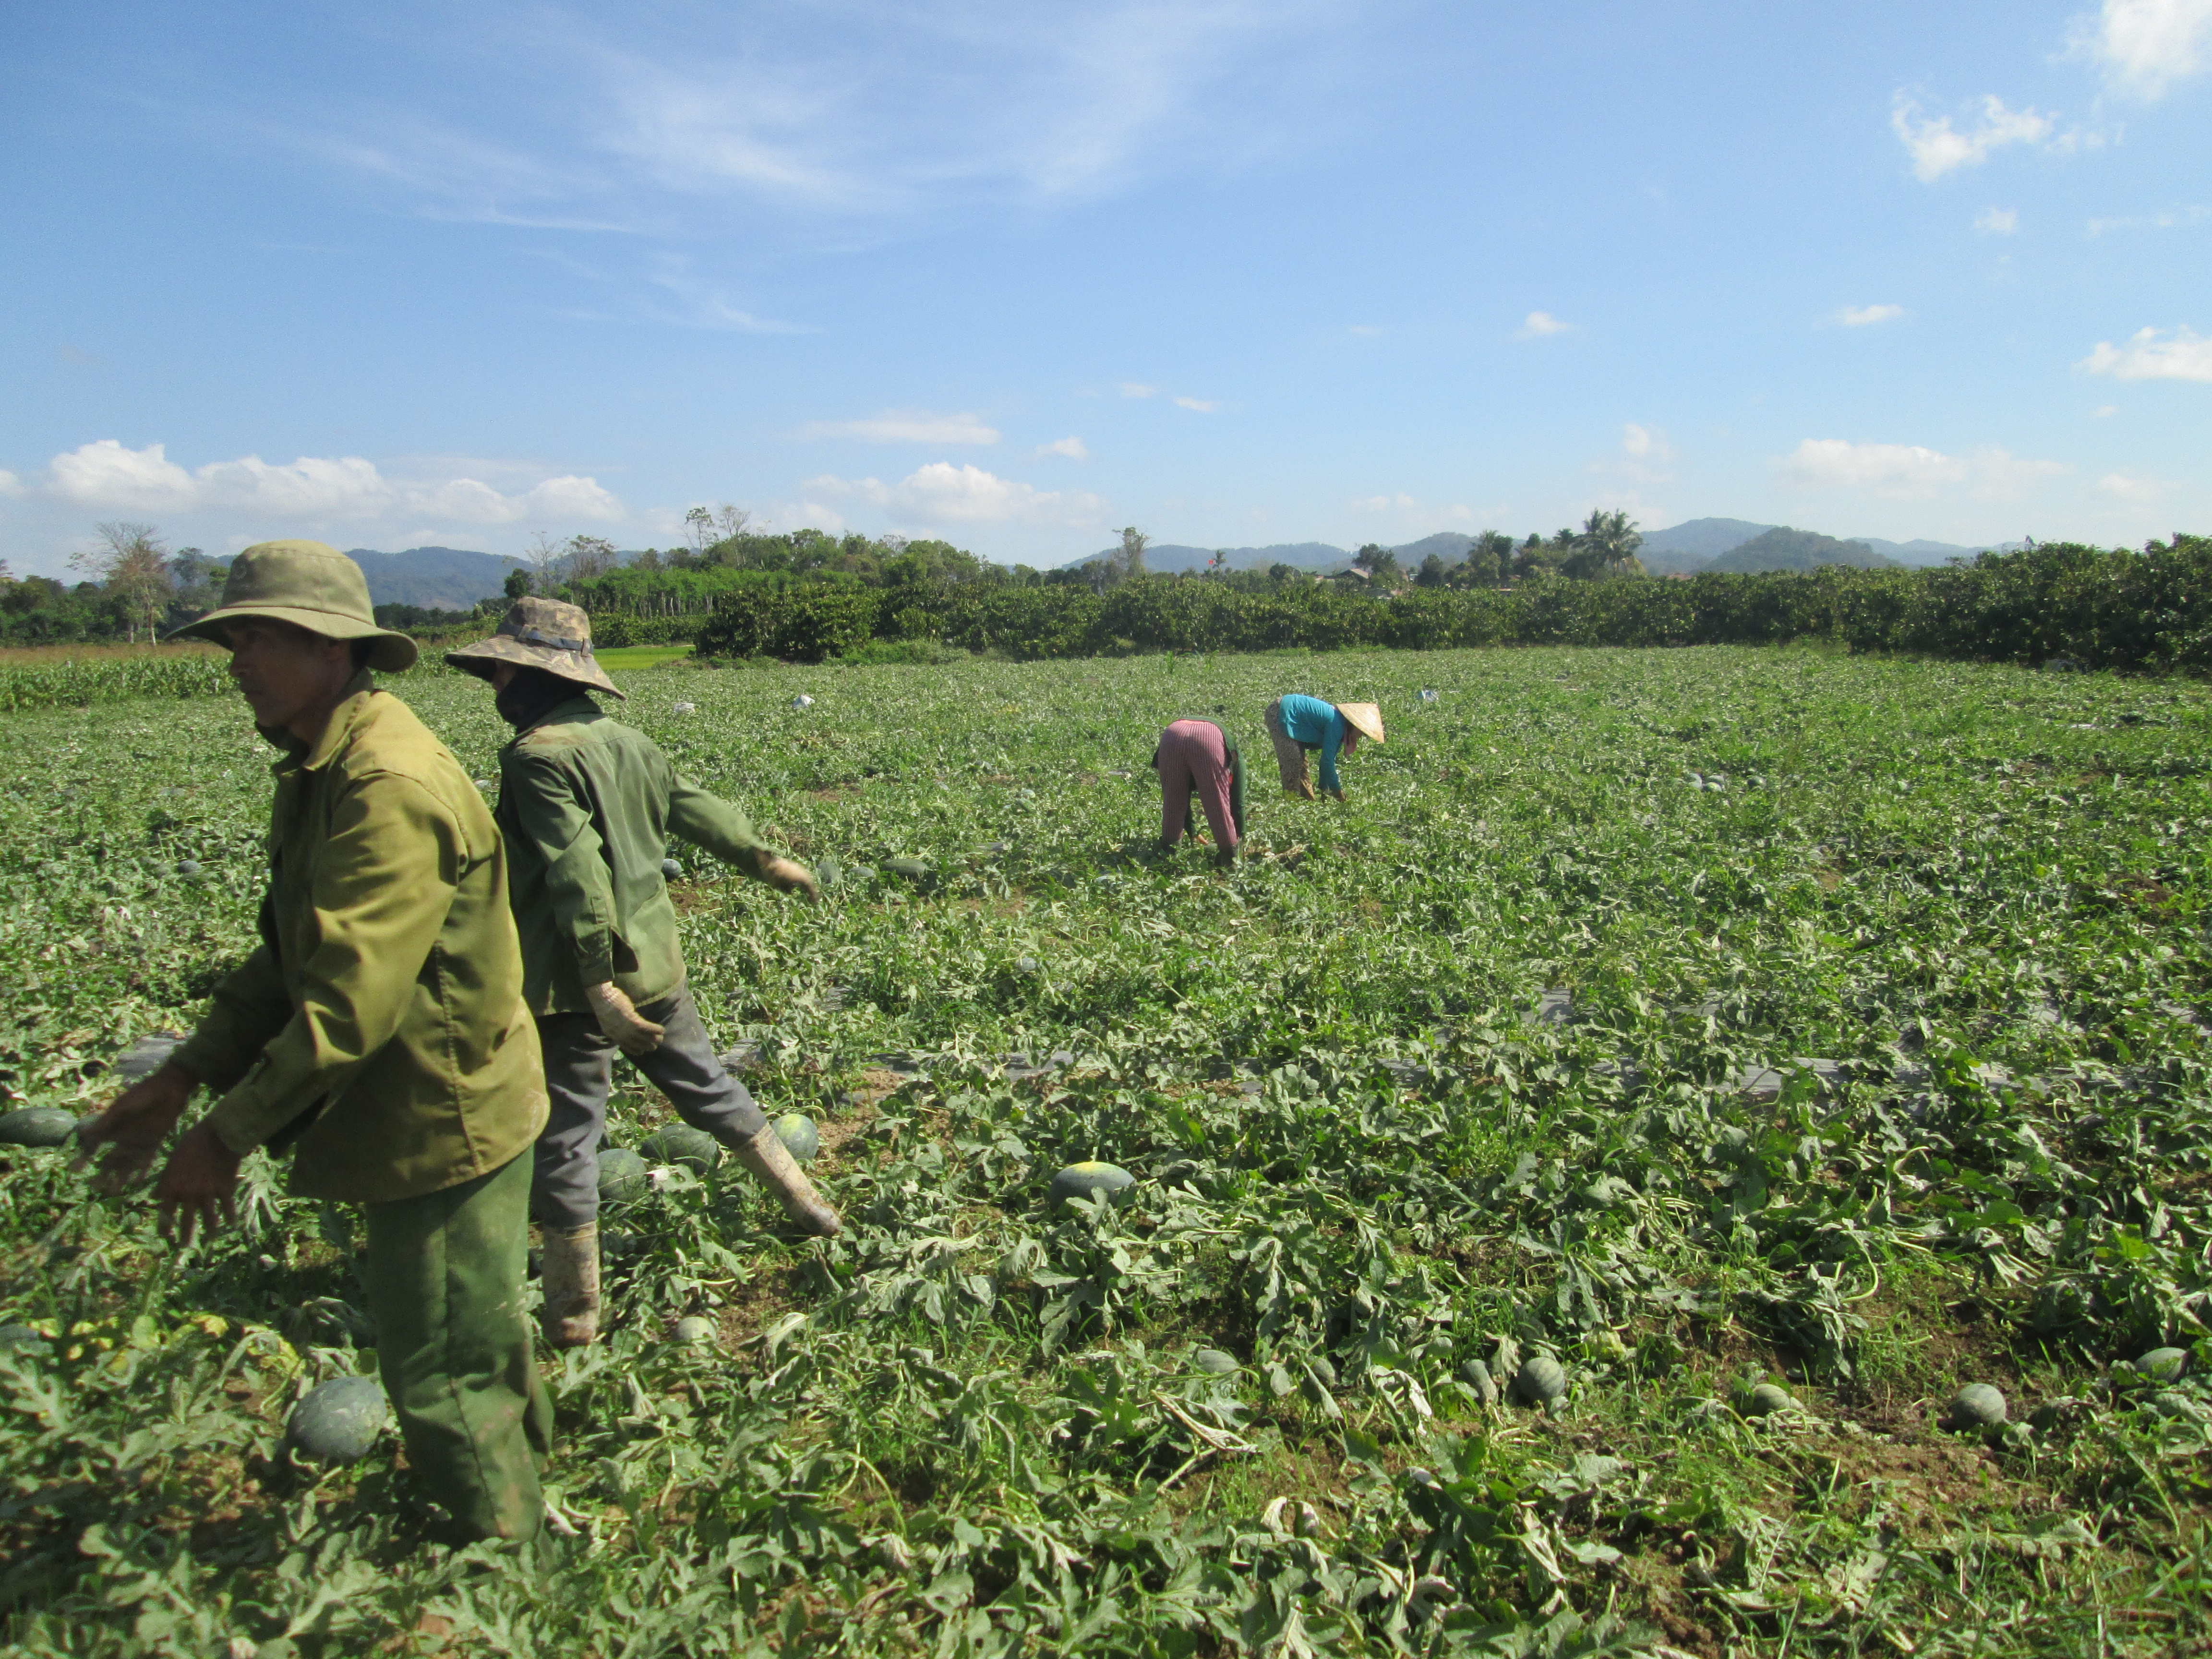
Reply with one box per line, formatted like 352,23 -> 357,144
1622,423 -> 1671,460
1776,438 -> 2065,499
2097,471 -> 2163,500
40,439 -> 622,524
1974,206 -> 2019,234
1354,493 -> 1417,514
1348,324 -> 1382,337
805,462 -> 1104,526
1118,382 -> 1158,398
1173,396 -> 1217,412
2079,325 -> 2212,381
1834,303 -> 1906,327
2088,204 -> 2210,234
2093,403 -> 2121,416
2074,0 -> 2212,99
1515,311 -> 1574,338
1610,423 -> 1675,485
1035,436 -> 1089,459
0,469 -> 28,499
798,410 -> 999,445
1890,94 -> 2055,182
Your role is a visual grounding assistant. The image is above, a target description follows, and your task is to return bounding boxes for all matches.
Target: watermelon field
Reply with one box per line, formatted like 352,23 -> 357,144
2,642 -> 2211,1657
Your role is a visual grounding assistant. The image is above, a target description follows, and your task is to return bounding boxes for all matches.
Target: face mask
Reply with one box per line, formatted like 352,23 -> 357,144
496,673 -> 574,729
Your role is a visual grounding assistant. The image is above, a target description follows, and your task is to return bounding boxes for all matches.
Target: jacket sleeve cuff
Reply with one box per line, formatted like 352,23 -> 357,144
203,1083 -> 293,1157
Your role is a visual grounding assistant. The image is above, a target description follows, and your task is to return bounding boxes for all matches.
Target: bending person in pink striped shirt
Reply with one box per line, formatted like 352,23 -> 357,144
1152,719 -> 1245,866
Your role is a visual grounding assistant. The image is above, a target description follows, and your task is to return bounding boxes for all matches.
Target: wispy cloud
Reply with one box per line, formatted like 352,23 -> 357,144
1775,437 -> 2064,499
238,2 -> 1371,243
1975,206 -> 2019,234
1118,382 -> 1159,398
1515,311 -> 1574,339
1035,436 -> 1089,459
40,440 -> 622,524
1173,396 -> 1218,412
2088,204 -> 2211,234
2079,325 -> 2212,381
2096,471 -> 2163,500
2071,0 -> 2212,100
1890,94 -> 2055,182
805,462 -> 1105,526
1348,324 -> 1382,337
798,410 -> 1000,445
1833,303 -> 1906,327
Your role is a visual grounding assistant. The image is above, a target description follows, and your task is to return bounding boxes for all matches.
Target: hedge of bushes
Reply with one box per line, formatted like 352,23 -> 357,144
587,613 -> 707,648
688,537 -> 2212,671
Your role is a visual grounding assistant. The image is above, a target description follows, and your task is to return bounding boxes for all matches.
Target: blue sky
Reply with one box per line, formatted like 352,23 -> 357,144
2,0 -> 2207,577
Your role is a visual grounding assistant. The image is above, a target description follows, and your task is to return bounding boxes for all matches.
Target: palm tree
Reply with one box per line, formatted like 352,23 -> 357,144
1562,509 -> 1644,579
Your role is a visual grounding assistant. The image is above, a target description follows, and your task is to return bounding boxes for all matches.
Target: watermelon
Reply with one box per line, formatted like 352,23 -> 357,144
2139,1346 -> 2189,1383
1512,1354 -> 1567,1408
1461,1358 -> 1498,1407
1948,1383 -> 2007,1429
774,1113 -> 820,1163
0,1107 -> 80,1149
1049,1162 -> 1135,1210
285,1375 -> 390,1465
1744,1383 -> 1795,1418
661,858 -> 684,881
887,856 -> 931,880
113,1034 -> 183,1084
0,1323 -> 52,1359
672,1316 -> 716,1343
641,1123 -> 721,1177
597,1147 -> 650,1204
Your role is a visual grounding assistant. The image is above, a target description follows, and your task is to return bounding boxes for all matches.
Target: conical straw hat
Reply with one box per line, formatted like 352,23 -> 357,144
1336,702 -> 1385,745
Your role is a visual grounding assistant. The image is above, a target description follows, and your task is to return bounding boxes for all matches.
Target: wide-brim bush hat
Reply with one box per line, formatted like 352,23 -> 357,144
445,596 -> 624,699
165,540 -> 418,673
1336,702 -> 1385,745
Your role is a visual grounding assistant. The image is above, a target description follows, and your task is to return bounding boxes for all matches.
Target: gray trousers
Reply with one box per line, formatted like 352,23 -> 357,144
531,985 -> 768,1231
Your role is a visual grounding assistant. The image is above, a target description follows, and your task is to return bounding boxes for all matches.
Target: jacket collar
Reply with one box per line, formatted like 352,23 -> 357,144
511,694 -> 603,740
266,669 -> 381,773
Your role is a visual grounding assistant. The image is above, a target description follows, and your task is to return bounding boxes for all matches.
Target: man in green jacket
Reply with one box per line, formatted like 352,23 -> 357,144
76,541 -> 553,1544
447,599 -> 838,1349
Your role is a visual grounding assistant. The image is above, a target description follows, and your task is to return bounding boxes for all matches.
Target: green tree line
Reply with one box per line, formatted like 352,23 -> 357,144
689,536 -> 2212,673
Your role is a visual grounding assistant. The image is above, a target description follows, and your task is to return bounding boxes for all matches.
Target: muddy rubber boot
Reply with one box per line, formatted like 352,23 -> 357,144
539,1224 -> 601,1347
728,1124 -> 842,1237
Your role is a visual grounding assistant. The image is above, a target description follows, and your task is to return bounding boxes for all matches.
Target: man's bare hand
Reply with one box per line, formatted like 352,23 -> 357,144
73,1063 -> 195,1194
154,1121 -> 242,1247
761,855 -> 819,903
584,981 -> 666,1057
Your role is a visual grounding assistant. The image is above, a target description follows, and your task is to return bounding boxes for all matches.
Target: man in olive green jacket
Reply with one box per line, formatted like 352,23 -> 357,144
448,599 -> 837,1349
77,541 -> 553,1545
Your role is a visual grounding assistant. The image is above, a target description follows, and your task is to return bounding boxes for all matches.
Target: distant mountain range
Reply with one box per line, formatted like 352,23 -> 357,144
344,546 -> 524,610
1068,520 -> 2022,578
1636,519 -> 2022,575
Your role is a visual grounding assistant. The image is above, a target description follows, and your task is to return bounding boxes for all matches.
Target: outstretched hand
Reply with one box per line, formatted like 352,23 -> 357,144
761,855 -> 820,903
154,1122 -> 243,1247
72,1063 -> 194,1194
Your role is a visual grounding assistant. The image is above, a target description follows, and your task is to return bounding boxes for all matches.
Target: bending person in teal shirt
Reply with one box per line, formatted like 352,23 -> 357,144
1262,695 -> 1385,800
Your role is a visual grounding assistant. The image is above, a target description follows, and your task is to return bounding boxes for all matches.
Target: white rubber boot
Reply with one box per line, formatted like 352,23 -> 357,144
728,1124 -> 842,1236
540,1224 -> 601,1347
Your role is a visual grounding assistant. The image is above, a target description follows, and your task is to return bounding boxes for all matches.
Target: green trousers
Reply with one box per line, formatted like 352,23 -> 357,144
364,1150 -> 553,1542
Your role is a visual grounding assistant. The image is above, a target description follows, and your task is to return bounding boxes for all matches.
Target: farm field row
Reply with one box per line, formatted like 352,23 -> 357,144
1,644 -> 2208,1657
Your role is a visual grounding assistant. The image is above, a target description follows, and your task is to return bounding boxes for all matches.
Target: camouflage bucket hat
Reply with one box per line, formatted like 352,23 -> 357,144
445,597 -> 624,699
165,540 -> 419,673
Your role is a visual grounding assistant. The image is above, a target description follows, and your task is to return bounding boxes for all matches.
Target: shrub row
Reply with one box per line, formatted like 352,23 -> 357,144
690,538 -> 2212,670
